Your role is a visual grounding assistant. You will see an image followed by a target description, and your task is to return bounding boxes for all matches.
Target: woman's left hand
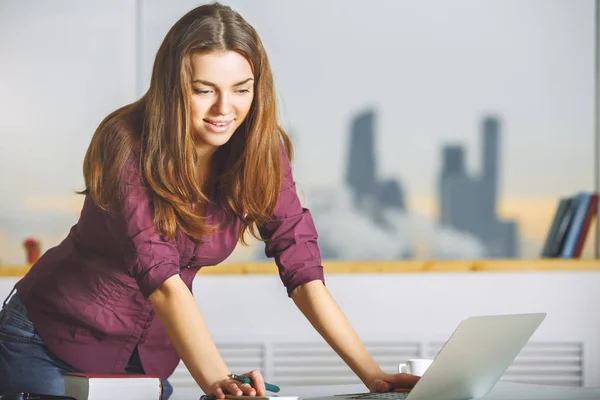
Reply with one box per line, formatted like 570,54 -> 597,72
368,372 -> 420,393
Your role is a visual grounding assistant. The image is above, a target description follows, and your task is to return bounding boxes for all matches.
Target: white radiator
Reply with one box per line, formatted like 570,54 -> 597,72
426,341 -> 583,387
168,341 -> 584,390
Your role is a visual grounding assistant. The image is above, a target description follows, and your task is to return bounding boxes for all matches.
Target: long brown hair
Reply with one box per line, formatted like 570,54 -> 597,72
81,2 -> 292,244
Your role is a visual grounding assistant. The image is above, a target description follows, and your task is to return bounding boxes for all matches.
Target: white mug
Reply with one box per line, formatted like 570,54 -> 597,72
398,358 -> 433,377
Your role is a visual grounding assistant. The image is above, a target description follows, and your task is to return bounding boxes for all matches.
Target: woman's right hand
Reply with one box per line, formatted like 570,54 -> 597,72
211,370 -> 266,399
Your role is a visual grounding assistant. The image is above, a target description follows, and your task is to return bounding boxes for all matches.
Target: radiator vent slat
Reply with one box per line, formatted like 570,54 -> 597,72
169,341 -> 584,390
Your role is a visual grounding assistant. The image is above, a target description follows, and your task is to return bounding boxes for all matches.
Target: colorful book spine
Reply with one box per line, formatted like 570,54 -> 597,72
560,192 -> 594,258
573,193 -> 599,257
541,198 -> 571,258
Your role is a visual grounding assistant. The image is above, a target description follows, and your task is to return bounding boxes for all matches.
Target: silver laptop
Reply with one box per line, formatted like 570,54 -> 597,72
308,313 -> 546,400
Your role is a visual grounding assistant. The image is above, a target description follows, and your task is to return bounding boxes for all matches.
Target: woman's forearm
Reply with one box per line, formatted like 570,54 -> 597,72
291,280 -> 383,387
149,274 -> 229,393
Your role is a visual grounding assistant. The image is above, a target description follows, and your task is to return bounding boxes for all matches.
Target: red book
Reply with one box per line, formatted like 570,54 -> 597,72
573,193 -> 599,257
63,373 -> 163,400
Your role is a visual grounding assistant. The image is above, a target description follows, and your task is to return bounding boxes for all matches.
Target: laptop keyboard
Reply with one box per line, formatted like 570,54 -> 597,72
336,393 -> 409,400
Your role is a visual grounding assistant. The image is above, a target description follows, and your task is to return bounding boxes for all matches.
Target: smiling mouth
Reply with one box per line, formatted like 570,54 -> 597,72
204,119 -> 233,126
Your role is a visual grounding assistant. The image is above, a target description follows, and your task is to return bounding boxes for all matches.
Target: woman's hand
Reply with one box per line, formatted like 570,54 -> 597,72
368,372 -> 420,393
211,370 -> 266,399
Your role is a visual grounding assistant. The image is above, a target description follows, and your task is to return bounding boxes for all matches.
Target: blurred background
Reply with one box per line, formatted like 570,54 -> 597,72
0,0 -> 597,265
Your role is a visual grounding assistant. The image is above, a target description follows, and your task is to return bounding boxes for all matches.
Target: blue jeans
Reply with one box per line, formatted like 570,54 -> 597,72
0,290 -> 173,399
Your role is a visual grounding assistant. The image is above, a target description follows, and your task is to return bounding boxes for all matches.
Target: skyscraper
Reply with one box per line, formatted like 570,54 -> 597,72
346,110 -> 377,207
438,115 -> 519,258
481,117 -> 499,220
439,146 -> 476,230
344,109 -> 406,231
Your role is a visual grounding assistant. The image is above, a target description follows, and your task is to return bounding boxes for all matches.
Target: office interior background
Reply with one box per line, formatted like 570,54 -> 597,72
0,0 -> 599,395
0,0 -> 596,264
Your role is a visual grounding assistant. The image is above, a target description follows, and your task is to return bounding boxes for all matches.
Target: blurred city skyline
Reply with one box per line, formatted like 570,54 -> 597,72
0,0 -> 596,263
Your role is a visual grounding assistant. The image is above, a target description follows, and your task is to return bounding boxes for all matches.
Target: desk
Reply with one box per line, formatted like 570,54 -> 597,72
293,383 -> 600,400
172,382 -> 600,400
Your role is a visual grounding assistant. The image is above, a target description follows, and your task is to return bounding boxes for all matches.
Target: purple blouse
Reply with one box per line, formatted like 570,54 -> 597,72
14,144 -> 324,379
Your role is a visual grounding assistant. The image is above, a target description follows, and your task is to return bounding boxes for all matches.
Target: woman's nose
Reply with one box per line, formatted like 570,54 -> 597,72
213,93 -> 232,115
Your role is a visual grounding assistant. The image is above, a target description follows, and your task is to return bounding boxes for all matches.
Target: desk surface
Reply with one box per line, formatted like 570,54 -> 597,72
295,383 -> 600,400
172,382 -> 600,400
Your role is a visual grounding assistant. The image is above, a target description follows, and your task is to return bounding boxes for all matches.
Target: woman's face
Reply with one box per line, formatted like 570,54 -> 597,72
189,50 -> 254,156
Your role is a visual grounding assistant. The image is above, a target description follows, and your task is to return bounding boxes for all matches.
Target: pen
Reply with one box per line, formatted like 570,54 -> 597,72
228,373 -> 281,393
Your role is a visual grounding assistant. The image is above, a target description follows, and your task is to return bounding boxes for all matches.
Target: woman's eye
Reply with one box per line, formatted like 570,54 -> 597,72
236,89 -> 251,94
194,89 -> 212,94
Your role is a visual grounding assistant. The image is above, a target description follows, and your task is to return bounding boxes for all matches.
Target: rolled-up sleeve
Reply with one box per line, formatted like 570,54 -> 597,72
258,145 -> 325,296
105,159 -> 181,298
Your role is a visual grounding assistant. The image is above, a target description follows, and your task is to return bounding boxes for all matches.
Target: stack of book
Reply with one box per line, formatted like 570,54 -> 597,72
541,192 -> 598,258
63,373 -> 163,400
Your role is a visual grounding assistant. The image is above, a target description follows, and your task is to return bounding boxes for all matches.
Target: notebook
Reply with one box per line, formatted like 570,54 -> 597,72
63,373 -> 162,400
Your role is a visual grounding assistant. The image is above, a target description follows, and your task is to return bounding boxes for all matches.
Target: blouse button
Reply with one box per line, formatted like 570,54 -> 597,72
186,256 -> 197,269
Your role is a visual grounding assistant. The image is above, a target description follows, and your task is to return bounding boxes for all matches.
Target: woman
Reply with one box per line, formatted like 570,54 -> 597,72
0,3 -> 419,399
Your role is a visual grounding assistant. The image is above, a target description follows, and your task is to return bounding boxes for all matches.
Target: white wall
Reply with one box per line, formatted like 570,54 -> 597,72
2,271 -> 599,388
